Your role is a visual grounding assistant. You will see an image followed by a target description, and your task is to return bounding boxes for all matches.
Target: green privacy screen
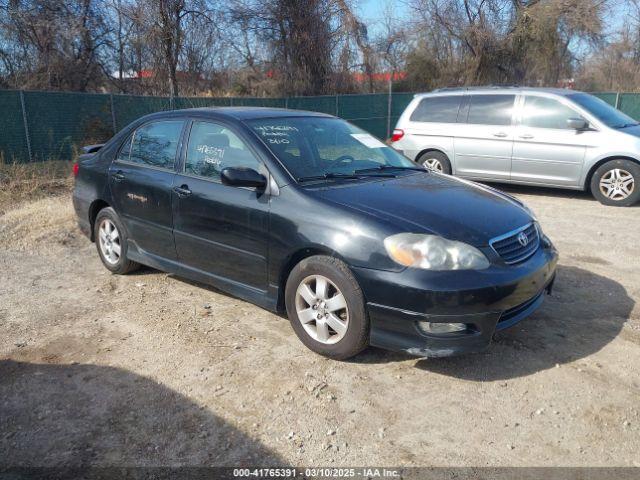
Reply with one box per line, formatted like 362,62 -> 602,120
592,92 -> 618,106
1,90 -> 638,163
0,90 -> 29,162
617,94 -> 640,120
23,91 -> 114,161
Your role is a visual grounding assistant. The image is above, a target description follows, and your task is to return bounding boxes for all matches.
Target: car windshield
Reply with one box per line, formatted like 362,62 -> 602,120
247,117 -> 418,182
568,93 -> 639,128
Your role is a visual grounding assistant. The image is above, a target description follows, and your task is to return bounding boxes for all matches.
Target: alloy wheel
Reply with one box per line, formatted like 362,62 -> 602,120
98,219 -> 121,265
422,158 -> 443,172
599,168 -> 635,201
295,275 -> 349,344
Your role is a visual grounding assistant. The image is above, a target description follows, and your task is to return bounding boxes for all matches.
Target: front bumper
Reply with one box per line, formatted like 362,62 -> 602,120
353,244 -> 558,358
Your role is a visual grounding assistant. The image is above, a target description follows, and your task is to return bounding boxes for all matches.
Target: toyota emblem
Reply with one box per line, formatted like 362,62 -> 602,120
517,231 -> 529,247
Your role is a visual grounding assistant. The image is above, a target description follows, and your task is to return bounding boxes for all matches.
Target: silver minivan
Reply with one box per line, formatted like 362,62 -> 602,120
391,87 -> 640,206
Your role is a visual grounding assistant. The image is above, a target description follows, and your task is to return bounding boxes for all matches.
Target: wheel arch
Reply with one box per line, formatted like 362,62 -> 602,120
88,199 -> 110,242
276,246 -> 348,312
416,148 -> 450,162
584,156 -> 640,192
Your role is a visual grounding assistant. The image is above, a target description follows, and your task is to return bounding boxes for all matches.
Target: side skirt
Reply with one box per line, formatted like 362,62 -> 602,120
126,241 -> 278,312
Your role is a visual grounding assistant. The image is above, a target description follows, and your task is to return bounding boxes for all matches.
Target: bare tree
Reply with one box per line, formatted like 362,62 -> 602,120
403,0 -> 609,89
576,0 -> 640,91
228,0 -> 338,95
0,0 -> 634,95
0,0 -> 110,91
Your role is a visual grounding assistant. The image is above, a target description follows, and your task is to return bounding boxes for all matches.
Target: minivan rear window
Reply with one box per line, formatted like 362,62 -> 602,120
410,96 -> 462,123
462,95 -> 515,126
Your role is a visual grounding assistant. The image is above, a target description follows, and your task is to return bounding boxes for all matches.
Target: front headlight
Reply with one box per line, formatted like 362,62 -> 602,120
384,233 -> 490,270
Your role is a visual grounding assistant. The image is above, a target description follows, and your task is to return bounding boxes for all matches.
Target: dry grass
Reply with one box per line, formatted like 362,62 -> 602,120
0,160 -> 74,212
0,194 -> 78,252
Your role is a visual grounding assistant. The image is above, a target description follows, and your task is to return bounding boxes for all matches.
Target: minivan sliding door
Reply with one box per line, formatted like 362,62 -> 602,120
453,94 -> 516,180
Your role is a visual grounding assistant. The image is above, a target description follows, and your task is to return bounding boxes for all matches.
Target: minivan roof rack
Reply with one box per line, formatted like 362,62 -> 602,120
432,85 -> 520,92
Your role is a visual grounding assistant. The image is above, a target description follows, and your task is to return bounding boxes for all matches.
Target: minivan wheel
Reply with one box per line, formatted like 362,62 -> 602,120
590,159 -> 640,207
94,207 -> 140,274
285,256 -> 369,360
417,151 -> 452,174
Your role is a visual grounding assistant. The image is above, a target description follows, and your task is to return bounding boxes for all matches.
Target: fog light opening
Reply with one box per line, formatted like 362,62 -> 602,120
418,321 -> 467,334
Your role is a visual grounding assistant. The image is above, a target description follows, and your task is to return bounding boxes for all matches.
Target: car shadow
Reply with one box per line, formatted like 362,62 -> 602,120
0,360 -> 283,467
354,266 -> 633,381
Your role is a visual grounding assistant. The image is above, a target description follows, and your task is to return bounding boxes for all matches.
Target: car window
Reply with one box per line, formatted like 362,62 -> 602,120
409,96 -> 462,123
116,134 -> 133,162
522,96 -> 581,129
248,117 -> 416,181
568,92 -> 638,128
185,121 -> 261,180
464,95 -> 515,126
128,120 -> 183,169
313,123 -> 393,166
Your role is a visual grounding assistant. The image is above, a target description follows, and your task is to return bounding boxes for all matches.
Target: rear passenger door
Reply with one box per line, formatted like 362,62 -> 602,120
511,95 -> 588,186
109,119 -> 185,260
400,95 -> 461,163
453,94 -> 516,180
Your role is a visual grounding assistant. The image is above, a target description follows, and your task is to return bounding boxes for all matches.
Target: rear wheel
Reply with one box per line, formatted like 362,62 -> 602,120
590,159 -> 640,206
95,207 -> 140,274
285,256 -> 369,360
416,151 -> 452,174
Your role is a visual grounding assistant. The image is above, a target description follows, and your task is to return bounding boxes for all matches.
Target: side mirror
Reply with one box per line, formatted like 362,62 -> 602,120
567,118 -> 589,130
220,167 -> 266,189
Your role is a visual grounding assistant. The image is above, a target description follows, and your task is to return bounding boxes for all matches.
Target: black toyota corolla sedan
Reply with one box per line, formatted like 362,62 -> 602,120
73,107 -> 558,360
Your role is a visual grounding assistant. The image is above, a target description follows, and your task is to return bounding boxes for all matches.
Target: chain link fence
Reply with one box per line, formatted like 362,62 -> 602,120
0,89 -> 635,163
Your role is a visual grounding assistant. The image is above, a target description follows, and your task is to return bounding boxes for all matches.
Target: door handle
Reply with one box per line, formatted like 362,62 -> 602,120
173,185 -> 192,198
112,171 -> 125,182
519,134 -> 534,140
492,132 -> 508,138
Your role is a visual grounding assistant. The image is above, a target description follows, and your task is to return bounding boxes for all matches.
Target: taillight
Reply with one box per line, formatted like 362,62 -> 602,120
391,129 -> 404,142
72,163 -> 79,177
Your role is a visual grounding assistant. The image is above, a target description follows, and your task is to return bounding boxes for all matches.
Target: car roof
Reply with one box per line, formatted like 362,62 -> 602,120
415,87 -> 582,98
165,106 -> 335,121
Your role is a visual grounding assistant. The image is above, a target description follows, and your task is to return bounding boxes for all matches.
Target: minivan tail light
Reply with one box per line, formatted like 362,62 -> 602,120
391,129 -> 404,142
72,163 -> 79,177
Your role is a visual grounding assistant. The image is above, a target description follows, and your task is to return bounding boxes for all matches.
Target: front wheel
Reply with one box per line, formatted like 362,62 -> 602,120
285,256 -> 369,360
590,159 -> 640,206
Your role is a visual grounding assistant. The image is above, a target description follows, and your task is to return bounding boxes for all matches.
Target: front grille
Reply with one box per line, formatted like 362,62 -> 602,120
490,223 -> 540,265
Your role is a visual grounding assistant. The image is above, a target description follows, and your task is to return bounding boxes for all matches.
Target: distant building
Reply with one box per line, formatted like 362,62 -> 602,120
351,71 -> 407,83
557,78 -> 575,89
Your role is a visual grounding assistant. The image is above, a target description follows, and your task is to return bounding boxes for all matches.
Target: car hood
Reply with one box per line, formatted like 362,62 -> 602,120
314,173 -> 533,246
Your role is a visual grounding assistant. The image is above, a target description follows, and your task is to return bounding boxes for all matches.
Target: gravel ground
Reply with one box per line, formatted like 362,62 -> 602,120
1,185 -> 639,467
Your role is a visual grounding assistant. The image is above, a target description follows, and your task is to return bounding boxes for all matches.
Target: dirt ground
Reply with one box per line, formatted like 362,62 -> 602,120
1,185 -> 639,468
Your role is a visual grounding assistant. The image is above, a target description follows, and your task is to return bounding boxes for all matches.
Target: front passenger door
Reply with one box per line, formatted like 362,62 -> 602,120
172,120 -> 270,292
512,95 -> 589,186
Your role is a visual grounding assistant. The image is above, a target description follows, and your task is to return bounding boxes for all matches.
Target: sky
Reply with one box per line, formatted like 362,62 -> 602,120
358,0 -> 391,18
357,0 -> 401,34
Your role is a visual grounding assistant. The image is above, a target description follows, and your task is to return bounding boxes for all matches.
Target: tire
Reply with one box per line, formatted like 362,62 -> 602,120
285,255 -> 369,360
94,207 -> 140,274
590,159 -> 640,207
416,151 -> 452,174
